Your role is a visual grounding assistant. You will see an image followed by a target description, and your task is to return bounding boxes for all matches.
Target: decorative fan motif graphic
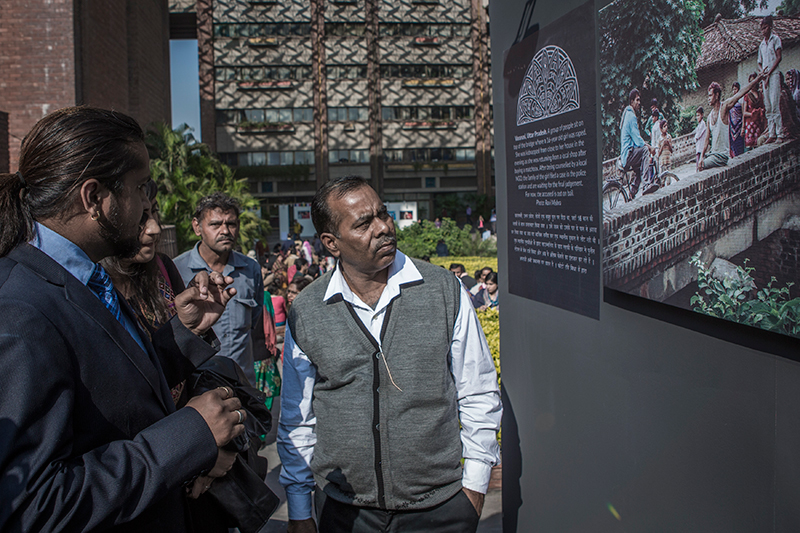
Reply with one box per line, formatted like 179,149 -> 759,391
516,45 -> 579,125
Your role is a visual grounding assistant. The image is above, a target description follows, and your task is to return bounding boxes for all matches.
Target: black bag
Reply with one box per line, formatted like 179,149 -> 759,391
188,356 -> 280,533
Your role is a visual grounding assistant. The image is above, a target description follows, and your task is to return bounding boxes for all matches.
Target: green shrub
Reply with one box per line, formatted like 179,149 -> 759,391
396,218 -> 497,258
689,252 -> 800,338
677,105 -> 699,137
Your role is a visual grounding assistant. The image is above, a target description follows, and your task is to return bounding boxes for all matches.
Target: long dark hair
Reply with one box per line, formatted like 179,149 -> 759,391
101,182 -> 173,327
0,106 -> 145,257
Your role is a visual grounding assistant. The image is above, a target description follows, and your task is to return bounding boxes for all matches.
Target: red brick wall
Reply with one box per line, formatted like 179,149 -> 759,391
0,0 -> 171,169
76,1 -> 129,112
0,0 -> 77,170
124,0 -> 172,128
78,0 -> 171,130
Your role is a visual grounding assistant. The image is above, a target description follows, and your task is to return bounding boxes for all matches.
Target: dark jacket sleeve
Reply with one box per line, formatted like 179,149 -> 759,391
154,253 -> 219,387
0,301 -> 218,532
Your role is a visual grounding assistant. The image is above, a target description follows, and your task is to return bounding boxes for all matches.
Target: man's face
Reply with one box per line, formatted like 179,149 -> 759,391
194,208 -> 239,256
631,95 -> 641,113
450,266 -> 464,277
324,185 -> 396,276
708,88 -> 718,106
99,142 -> 151,259
696,112 -> 703,124
761,23 -> 771,40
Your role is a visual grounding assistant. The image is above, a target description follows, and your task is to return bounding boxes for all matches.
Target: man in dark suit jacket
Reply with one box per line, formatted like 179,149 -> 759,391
0,107 -> 245,531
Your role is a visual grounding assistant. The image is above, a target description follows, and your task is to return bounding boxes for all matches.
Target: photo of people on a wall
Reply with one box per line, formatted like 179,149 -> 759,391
601,0 -> 800,339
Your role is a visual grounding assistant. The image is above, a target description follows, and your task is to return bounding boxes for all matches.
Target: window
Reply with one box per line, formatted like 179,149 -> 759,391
261,181 -> 274,193
279,152 -> 294,165
295,151 -> 315,165
328,107 -> 367,121
384,149 -> 403,162
329,149 -> 368,163
293,108 -> 313,122
425,177 -> 436,188
348,107 -> 368,121
456,148 -> 475,161
216,110 -> 240,124
431,106 -> 451,120
244,109 -> 265,123
267,152 -> 281,166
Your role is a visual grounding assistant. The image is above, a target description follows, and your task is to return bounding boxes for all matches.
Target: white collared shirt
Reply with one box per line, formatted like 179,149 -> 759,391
277,251 -> 502,520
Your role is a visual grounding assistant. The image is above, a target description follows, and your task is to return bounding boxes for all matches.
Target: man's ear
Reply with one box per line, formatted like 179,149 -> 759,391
320,232 -> 339,258
78,179 -> 110,219
191,217 -> 202,236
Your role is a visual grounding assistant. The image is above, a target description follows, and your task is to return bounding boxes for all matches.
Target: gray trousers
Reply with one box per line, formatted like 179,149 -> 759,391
703,151 -> 729,169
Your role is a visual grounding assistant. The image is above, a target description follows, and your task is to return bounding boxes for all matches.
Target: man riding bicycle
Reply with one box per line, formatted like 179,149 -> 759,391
619,88 -> 658,197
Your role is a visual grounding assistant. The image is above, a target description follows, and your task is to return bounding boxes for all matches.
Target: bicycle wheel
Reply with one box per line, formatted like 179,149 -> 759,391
602,181 -> 629,213
658,171 -> 679,187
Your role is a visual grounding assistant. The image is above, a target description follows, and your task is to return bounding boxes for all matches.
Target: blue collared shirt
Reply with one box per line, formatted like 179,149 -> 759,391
31,222 -> 147,352
173,243 -> 263,385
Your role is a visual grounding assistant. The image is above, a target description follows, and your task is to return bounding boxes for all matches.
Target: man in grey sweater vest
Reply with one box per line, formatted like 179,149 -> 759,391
278,176 -> 502,532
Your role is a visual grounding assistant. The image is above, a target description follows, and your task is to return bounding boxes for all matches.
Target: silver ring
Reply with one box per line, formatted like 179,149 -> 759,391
218,386 -> 232,399
236,409 -> 243,424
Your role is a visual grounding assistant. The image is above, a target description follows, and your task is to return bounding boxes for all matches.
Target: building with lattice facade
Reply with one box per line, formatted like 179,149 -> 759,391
171,0 -> 492,221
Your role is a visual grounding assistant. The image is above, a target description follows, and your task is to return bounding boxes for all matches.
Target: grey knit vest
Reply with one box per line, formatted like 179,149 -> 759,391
288,257 -> 464,510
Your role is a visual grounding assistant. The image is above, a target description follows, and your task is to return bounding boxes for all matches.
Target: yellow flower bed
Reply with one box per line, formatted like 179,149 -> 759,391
428,256 -> 498,277
476,307 -> 500,385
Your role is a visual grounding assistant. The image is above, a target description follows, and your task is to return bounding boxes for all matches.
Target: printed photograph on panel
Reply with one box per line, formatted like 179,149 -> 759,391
600,0 -> 800,339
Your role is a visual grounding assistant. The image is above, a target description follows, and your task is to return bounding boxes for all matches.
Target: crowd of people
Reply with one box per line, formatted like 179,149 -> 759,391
0,106 -> 501,533
619,16 -> 800,191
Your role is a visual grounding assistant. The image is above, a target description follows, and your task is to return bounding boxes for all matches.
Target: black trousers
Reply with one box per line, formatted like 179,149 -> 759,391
315,489 -> 480,533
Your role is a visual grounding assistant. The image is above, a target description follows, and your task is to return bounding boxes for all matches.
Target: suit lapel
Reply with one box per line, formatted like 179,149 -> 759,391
10,245 -> 172,413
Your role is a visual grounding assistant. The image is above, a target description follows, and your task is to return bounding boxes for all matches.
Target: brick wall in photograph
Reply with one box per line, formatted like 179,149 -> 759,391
603,140 -> 800,289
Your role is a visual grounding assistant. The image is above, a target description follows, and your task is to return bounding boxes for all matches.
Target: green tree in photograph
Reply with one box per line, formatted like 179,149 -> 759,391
145,123 -> 271,253
778,0 -> 800,16
699,0 -> 768,28
600,0 -> 704,160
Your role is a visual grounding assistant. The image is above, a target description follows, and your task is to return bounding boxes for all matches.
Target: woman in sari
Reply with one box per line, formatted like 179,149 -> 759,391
729,82 -> 745,157
743,72 -> 767,149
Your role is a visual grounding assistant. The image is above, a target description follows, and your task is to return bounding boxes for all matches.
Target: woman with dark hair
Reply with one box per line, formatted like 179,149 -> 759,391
472,271 -> 499,311
729,82 -> 745,157
779,71 -> 800,140
744,72 -> 767,149
286,277 -> 311,311
101,182 -> 189,405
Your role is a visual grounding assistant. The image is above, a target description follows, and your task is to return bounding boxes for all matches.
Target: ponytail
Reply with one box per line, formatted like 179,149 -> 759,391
0,171 -> 35,257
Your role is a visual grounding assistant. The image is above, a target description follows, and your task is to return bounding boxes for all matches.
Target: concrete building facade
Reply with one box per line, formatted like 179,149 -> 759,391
0,0 -> 172,170
173,0 -> 493,220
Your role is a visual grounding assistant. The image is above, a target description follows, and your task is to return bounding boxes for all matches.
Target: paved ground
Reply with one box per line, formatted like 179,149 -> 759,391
258,396 -> 502,532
